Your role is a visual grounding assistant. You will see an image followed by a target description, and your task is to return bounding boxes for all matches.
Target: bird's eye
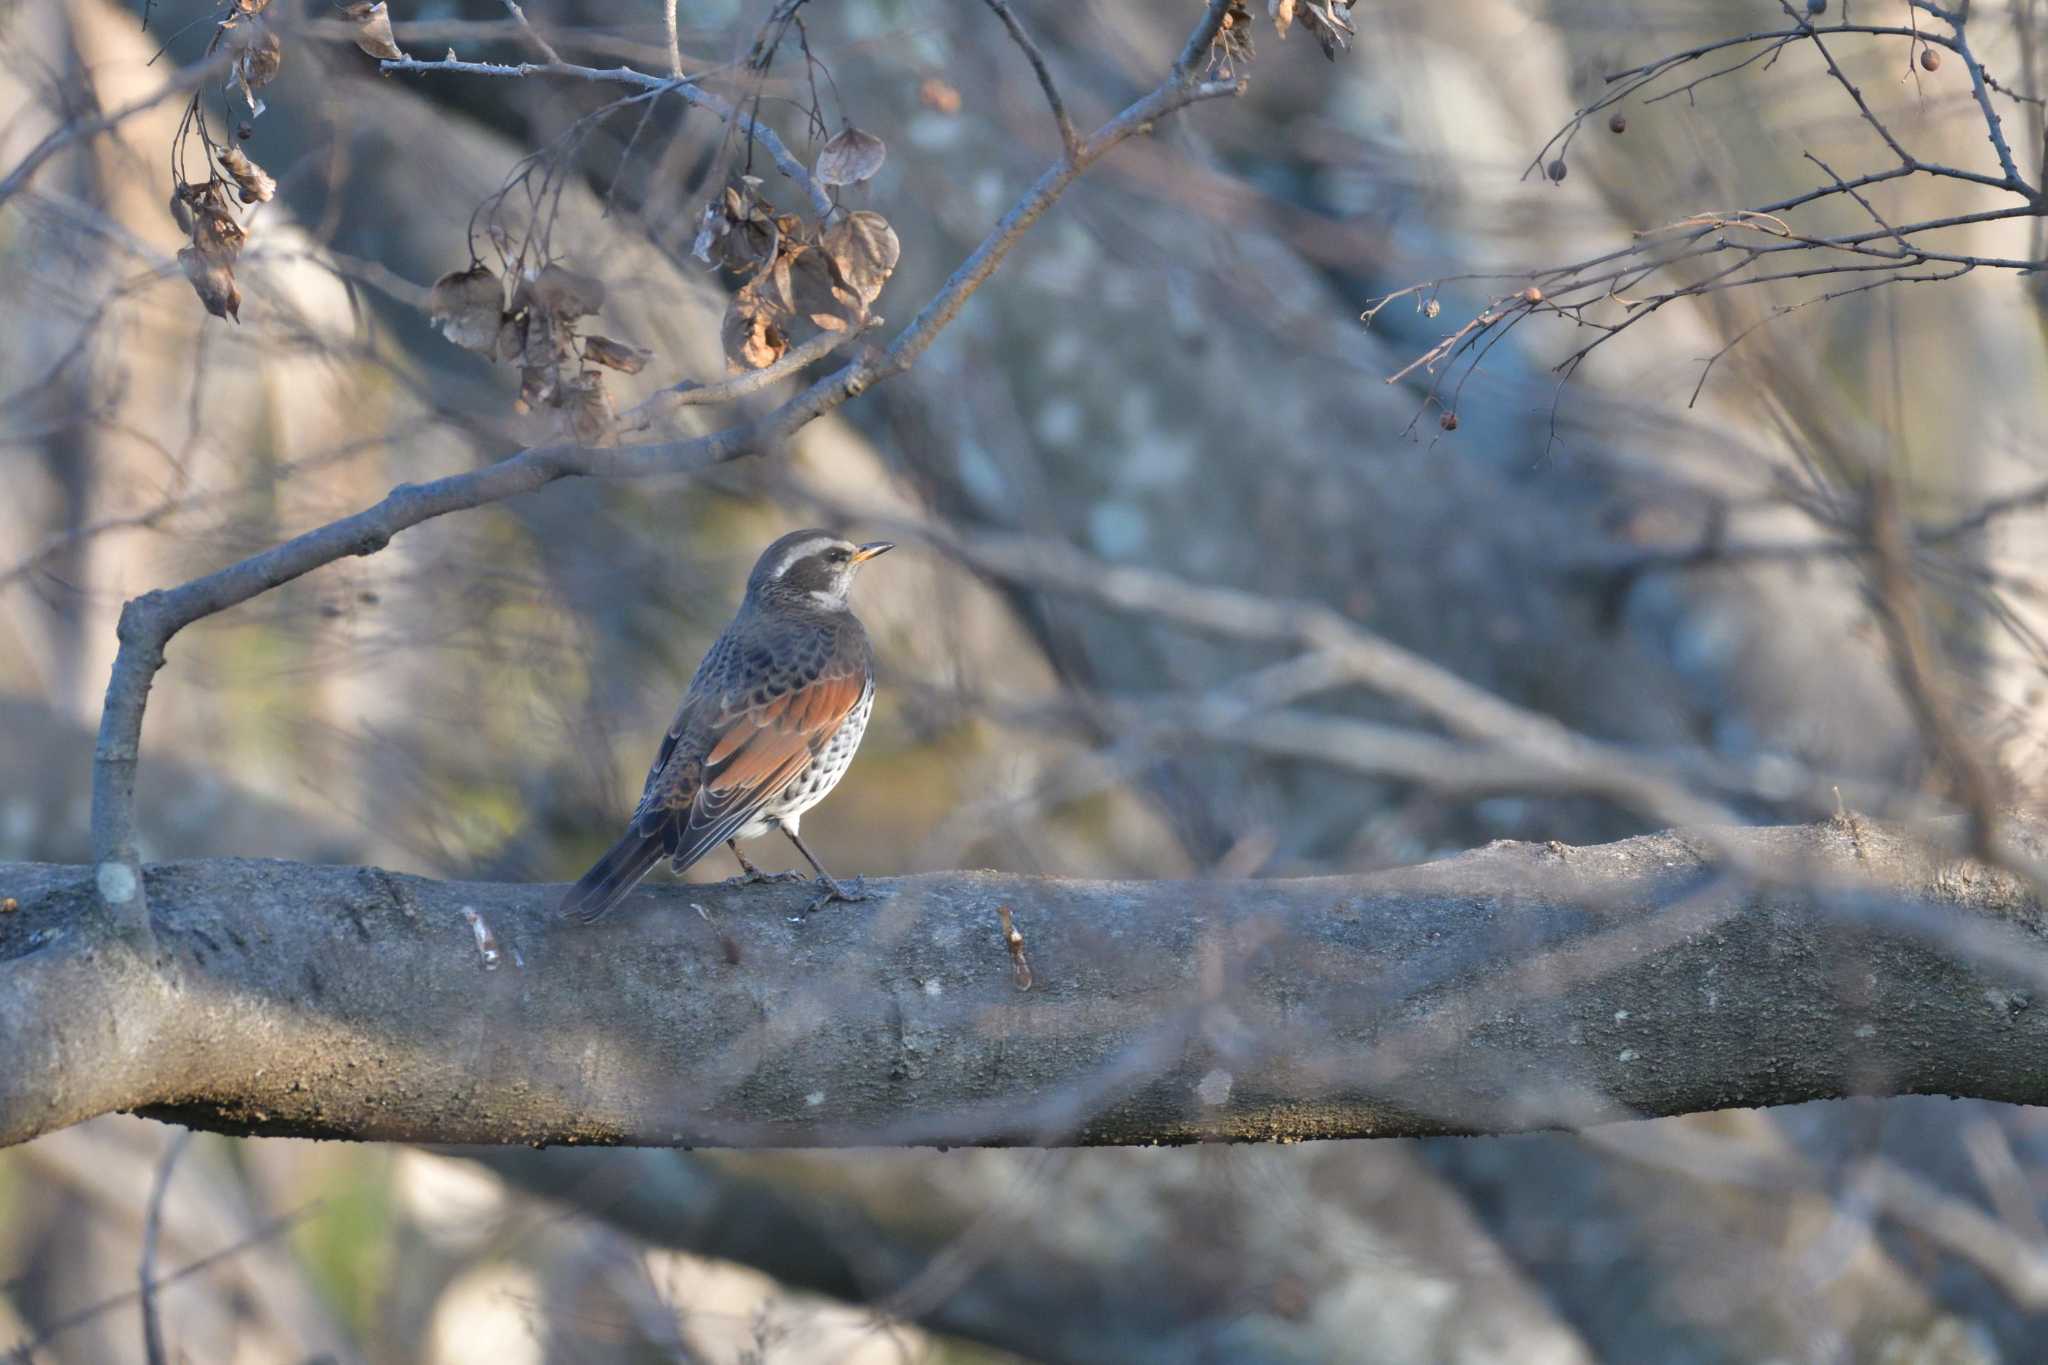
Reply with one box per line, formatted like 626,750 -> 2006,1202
827,549 -> 850,563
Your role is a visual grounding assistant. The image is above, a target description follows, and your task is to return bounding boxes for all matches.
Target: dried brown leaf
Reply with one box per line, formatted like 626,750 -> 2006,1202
494,312 -> 527,363
815,125 -> 886,187
527,263 -> 606,320
178,245 -> 241,322
820,210 -> 899,311
343,1 -> 404,61
721,288 -> 789,371
560,372 -> 618,445
521,307 -> 575,374
227,24 -> 283,115
220,146 -> 275,204
1300,0 -> 1356,59
427,264 -> 505,354
1269,0 -> 1295,36
693,183 -> 780,271
191,196 -> 247,266
582,334 -> 650,374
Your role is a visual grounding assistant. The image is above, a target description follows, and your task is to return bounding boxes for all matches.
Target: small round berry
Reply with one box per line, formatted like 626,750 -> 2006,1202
1547,158 -> 1568,183
1521,286 -> 1544,305
1806,0 -> 1825,14
1919,47 -> 1941,72
1608,111 -> 1627,134
1439,411 -> 1459,432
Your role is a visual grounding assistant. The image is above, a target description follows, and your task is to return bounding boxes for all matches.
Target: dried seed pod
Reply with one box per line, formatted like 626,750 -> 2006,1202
426,264 -> 505,354
1422,297 -> 1441,319
582,334 -> 650,374
1608,111 -> 1627,134
820,210 -> 900,311
220,146 -> 275,204
815,125 -> 886,187
344,1 -> 404,61
1521,286 -> 1544,304
526,263 -> 606,320
1919,47 -> 1941,72
1439,411 -> 1459,431
1269,0 -> 1296,37
178,246 -> 242,322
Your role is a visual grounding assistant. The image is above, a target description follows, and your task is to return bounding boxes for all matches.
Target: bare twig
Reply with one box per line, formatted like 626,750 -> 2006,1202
4,1209 -> 315,1361
1378,2 -> 2047,412
1865,475 -> 2005,861
996,905 -> 1033,990
500,0 -> 562,64
623,317 -> 880,427
379,53 -> 834,217
139,1130 -> 194,1365
979,0 -> 1079,156
0,49 -> 233,208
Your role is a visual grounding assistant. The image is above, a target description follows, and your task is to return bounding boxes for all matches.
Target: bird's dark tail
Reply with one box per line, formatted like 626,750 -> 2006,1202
559,831 -> 665,923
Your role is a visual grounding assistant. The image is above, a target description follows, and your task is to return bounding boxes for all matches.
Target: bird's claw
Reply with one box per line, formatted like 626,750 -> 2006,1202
803,875 -> 878,915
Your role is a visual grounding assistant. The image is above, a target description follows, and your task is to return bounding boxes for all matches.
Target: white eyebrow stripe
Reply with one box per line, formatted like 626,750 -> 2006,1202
770,537 -> 840,579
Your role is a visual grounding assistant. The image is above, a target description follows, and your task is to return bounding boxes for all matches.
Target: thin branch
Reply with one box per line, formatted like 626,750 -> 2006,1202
0,49 -> 233,208
3,1209 -> 315,1361
500,0 -> 562,64
979,0 -> 1079,156
139,1131 -> 193,1365
623,316 -> 880,427
663,0 -> 683,77
379,54 -> 834,217
1866,475 -> 2005,862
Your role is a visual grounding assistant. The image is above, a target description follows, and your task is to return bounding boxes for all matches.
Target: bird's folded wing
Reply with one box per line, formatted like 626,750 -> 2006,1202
632,659 -> 867,869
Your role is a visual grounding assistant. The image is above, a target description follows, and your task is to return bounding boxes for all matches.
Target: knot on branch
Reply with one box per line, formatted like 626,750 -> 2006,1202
114,594 -> 171,651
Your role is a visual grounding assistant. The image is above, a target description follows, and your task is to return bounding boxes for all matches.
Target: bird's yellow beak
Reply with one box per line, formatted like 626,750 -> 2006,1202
851,541 -> 895,564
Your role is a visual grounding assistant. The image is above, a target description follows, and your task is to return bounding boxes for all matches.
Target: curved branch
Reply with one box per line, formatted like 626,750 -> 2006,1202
6,819 -> 2048,1150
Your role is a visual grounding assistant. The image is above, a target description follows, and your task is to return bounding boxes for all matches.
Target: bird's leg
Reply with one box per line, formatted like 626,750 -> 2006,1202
780,826 -> 877,913
720,839 -> 806,887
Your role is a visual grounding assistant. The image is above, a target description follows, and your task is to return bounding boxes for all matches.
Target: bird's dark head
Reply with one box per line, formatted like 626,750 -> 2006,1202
747,529 -> 894,611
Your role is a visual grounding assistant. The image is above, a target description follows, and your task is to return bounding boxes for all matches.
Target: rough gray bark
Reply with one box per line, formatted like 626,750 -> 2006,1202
5,817 -> 2047,1150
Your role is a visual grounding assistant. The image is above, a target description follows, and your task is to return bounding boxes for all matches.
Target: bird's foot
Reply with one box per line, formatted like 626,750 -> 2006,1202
720,867 -> 809,889
803,875 -> 878,915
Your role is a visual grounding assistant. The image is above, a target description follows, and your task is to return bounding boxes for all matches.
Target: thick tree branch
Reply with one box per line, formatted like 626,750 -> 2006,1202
6,819 -> 2048,1150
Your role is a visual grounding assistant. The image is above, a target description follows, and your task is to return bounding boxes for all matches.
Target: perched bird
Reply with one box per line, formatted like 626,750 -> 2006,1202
560,529 -> 893,922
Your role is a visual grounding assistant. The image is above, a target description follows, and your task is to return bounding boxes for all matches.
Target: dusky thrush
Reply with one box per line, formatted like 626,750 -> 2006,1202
559,529 -> 892,922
